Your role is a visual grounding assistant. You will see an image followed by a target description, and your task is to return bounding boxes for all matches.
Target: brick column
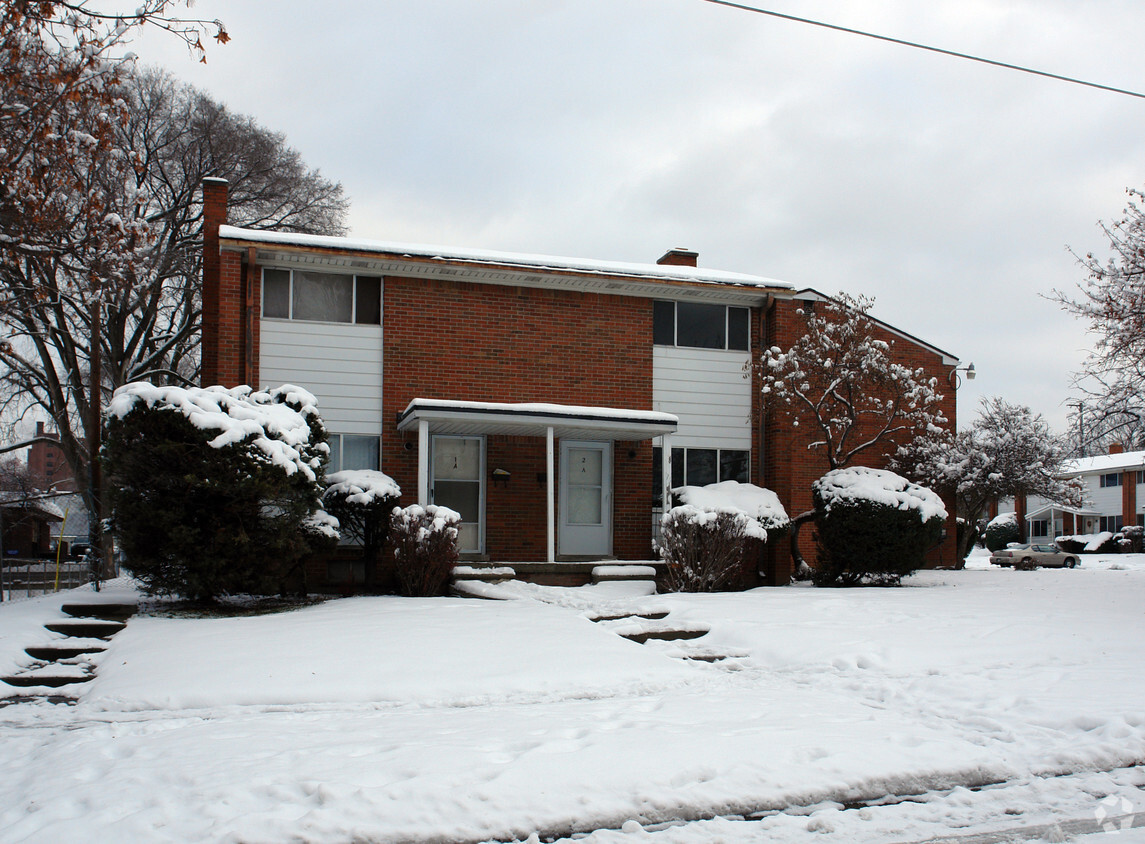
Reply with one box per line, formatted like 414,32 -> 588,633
201,178 -> 228,387
1123,472 -> 1136,528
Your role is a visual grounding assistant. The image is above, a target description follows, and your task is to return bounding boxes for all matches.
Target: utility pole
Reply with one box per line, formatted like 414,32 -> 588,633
1067,400 -> 1085,458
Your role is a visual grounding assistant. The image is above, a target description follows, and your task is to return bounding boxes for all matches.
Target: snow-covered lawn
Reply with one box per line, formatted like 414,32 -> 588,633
1,554 -> 1144,843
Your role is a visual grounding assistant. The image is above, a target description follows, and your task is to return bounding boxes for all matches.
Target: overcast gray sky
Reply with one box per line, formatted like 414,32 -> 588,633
132,0 -> 1145,432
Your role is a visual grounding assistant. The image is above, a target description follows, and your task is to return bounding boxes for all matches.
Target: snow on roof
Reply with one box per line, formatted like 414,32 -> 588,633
218,225 -> 793,291
1060,450 -> 1145,476
672,481 -> 791,534
108,383 -> 326,482
814,467 -> 948,523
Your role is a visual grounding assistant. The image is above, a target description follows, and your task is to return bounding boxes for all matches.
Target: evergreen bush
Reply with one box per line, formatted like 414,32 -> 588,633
391,504 -> 460,597
105,384 -> 332,601
810,467 -> 946,587
323,470 -> 402,591
984,514 -> 1021,551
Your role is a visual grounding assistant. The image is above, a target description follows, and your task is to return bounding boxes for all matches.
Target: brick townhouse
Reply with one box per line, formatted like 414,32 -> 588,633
200,178 -> 960,587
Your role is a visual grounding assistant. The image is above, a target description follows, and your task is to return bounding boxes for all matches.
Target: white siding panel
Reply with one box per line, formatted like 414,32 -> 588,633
260,319 -> 383,436
653,346 -> 751,450
1088,481 -> 1122,517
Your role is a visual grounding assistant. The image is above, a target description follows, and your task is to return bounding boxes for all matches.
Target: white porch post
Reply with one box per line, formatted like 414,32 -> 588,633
661,433 -> 673,512
546,426 -> 555,564
417,419 -> 429,506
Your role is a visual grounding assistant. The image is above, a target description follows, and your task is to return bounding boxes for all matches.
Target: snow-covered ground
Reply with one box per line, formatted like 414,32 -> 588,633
1,552 -> 1144,843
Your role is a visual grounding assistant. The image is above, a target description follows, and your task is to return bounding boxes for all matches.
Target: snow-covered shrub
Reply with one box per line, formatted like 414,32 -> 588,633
1056,532 -> 1118,554
1119,525 -> 1143,553
105,383 -> 331,601
324,470 -> 402,590
810,467 -> 946,587
660,482 -> 789,592
390,504 -> 460,597
984,512 -> 1020,552
659,507 -> 756,593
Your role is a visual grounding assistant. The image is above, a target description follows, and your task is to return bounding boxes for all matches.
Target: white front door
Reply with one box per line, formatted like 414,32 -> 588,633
559,440 -> 612,556
430,435 -> 483,553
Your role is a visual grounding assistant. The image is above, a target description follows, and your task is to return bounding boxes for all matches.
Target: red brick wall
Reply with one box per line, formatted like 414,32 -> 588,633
1123,473 -> 1136,527
761,297 -> 959,581
382,276 -> 654,561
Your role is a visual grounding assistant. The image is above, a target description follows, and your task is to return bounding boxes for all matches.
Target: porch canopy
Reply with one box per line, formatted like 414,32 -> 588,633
396,398 -> 678,563
1025,503 -> 1100,536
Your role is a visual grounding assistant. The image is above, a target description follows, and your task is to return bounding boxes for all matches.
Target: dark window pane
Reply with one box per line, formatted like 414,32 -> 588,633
653,301 -> 675,345
263,269 -> 290,318
355,276 -> 381,325
728,307 -> 749,351
293,271 -> 353,322
676,302 -> 726,349
685,449 -> 718,486
434,480 -> 480,523
671,447 -> 685,489
652,446 -> 662,504
719,450 -> 749,483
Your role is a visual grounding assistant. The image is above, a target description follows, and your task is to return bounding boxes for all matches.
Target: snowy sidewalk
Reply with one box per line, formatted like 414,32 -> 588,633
1,563 -> 1144,842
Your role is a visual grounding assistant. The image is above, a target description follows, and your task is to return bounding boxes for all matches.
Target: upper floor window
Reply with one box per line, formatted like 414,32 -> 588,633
263,269 -> 381,325
1099,472 -> 1123,488
654,301 -> 749,351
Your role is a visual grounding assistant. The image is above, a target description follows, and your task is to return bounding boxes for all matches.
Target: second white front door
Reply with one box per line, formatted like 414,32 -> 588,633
559,440 -> 612,556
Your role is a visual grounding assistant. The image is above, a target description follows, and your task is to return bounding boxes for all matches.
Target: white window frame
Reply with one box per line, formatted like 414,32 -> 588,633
261,268 -> 381,325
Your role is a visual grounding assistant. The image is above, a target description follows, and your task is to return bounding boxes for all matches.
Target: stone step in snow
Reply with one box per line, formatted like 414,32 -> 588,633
61,602 -> 137,622
25,643 -> 107,661
587,610 -> 669,622
591,564 -> 657,583
44,619 -> 126,639
2,663 -> 94,688
452,565 -> 515,583
619,626 -> 710,644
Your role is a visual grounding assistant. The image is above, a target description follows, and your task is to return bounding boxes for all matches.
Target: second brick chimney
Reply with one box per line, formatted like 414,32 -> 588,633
656,248 -> 698,268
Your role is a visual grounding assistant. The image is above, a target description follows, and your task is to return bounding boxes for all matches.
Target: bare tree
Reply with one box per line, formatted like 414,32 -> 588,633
0,56 -> 347,561
1056,186 -> 1145,452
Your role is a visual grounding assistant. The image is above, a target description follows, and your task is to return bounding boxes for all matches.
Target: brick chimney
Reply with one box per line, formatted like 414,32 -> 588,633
657,248 -> 698,268
1110,443 -> 1125,454
201,177 -> 228,387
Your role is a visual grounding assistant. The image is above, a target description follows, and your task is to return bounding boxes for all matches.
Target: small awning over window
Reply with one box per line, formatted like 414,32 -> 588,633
396,398 -> 677,441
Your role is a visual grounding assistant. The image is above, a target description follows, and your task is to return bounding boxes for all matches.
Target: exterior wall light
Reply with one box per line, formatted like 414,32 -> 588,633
949,362 -> 975,388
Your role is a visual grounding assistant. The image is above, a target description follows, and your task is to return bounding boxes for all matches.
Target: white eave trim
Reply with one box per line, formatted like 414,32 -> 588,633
219,226 -> 788,305
396,398 -> 678,441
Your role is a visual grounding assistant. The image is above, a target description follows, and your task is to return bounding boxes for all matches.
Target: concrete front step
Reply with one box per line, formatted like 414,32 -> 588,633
44,619 -> 126,639
25,644 -> 107,660
61,602 -> 137,622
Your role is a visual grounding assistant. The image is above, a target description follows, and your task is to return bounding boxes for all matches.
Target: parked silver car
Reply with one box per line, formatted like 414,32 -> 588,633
990,543 -> 1078,570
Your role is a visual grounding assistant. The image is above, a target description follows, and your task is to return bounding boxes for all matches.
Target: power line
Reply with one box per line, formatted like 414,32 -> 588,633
701,0 -> 1145,100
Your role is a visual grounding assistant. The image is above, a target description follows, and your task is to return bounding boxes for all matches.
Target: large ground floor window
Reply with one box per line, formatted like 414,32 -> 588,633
652,446 -> 749,505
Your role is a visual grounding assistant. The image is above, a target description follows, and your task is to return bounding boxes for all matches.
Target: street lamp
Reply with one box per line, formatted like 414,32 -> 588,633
948,362 -> 976,389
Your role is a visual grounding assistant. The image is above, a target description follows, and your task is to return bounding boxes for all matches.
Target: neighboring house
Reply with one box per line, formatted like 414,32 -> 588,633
25,422 -> 89,551
0,495 -> 64,558
200,178 -> 961,587
1021,443 -> 1144,541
